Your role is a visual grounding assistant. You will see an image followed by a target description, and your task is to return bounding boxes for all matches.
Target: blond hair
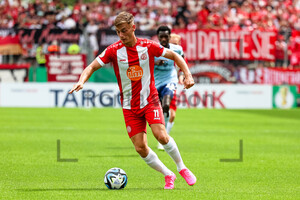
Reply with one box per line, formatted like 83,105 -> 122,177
114,11 -> 134,27
170,33 -> 181,45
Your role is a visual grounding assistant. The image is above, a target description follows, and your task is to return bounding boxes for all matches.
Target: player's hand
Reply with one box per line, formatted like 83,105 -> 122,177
183,74 -> 194,89
69,82 -> 84,94
178,74 -> 184,85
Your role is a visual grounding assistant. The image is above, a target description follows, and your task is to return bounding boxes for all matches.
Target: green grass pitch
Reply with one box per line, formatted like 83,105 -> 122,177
0,108 -> 299,200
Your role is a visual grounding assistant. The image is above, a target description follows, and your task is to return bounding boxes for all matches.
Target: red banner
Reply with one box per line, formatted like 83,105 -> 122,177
261,68 -> 300,84
173,30 -> 277,61
238,67 -> 300,85
46,54 -> 86,82
0,64 -> 30,82
0,35 -> 22,55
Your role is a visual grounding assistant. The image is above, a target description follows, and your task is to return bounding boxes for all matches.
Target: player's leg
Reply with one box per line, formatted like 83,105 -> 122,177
150,123 -> 186,170
150,124 -> 197,186
157,84 -> 175,149
162,94 -> 172,119
130,132 -> 176,189
123,108 -> 176,189
160,83 -> 176,122
166,108 -> 175,134
146,100 -> 196,186
166,91 -> 177,135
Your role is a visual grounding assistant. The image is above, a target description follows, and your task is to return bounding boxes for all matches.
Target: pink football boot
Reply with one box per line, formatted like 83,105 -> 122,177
164,174 -> 176,189
179,168 -> 196,186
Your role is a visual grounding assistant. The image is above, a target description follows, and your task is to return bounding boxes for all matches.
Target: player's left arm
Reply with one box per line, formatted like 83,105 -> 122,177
163,49 -> 194,89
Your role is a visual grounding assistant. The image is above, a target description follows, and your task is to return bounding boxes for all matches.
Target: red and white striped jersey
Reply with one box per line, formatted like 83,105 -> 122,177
96,38 -> 166,109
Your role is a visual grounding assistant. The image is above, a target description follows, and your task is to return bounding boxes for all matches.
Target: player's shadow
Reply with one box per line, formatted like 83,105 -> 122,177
17,187 -> 164,192
87,154 -> 139,158
105,147 -> 134,149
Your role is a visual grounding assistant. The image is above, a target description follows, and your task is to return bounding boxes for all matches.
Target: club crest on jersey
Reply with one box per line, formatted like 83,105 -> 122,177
127,126 -> 132,133
141,53 -> 147,60
126,65 -> 143,81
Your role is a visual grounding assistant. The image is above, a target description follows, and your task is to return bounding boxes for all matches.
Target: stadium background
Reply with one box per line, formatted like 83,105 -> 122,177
0,0 -> 300,108
0,0 -> 300,199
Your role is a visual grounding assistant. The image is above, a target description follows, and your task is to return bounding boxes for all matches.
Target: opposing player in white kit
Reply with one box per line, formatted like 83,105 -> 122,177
69,12 -> 196,189
154,26 -> 184,150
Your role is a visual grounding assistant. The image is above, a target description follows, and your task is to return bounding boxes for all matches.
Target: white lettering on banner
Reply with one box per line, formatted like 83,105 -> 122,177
256,68 -> 263,83
239,68 -> 255,84
187,32 -> 197,60
197,31 -> 207,59
261,32 -> 275,60
56,75 -> 78,81
208,32 -> 219,59
49,55 -> 82,61
0,69 -> 27,82
251,30 -> 260,58
181,30 -> 276,61
46,54 -> 86,82
0,71 -> 15,82
13,70 -> 27,82
240,31 -> 250,59
230,31 -> 240,59
219,31 -> 230,59
237,67 -> 300,84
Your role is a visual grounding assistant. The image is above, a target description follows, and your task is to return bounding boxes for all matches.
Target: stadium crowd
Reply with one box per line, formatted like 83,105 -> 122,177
0,0 -> 300,67
1,0 -> 300,31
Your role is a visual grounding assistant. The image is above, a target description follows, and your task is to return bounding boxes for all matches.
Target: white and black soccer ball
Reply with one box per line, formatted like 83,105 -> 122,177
104,167 -> 128,189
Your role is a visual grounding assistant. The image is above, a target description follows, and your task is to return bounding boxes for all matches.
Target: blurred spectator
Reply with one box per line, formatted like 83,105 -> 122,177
67,43 -> 80,54
275,35 -> 287,67
47,40 -> 60,54
36,43 -> 46,67
86,19 -> 99,57
289,32 -> 300,68
0,0 -> 299,68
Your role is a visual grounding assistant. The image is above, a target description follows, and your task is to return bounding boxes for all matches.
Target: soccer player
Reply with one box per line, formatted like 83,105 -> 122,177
168,33 -> 185,137
69,12 -> 196,189
154,28 -> 184,150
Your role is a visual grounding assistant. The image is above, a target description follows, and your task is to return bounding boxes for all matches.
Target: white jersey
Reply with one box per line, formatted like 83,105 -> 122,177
96,38 -> 166,110
154,43 -> 184,88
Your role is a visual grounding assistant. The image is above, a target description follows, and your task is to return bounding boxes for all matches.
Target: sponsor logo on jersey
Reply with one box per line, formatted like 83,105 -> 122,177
126,65 -> 143,81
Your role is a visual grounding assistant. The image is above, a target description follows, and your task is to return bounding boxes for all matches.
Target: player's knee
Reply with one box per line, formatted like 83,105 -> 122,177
157,134 -> 169,145
135,145 -> 148,156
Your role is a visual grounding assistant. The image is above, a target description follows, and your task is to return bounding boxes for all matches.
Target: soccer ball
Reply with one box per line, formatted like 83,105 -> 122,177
104,167 -> 128,189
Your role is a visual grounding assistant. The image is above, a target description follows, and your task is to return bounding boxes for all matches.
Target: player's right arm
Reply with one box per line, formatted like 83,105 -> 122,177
69,47 -> 112,94
69,59 -> 102,94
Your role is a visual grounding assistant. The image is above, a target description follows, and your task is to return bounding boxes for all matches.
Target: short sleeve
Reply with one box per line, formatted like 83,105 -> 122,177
96,47 -> 112,66
149,41 -> 166,57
